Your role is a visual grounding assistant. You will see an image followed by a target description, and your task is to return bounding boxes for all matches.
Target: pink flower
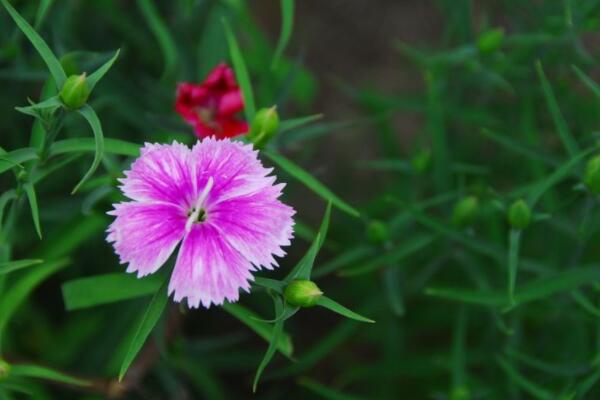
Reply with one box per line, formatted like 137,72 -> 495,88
107,138 -> 295,308
175,63 -> 249,139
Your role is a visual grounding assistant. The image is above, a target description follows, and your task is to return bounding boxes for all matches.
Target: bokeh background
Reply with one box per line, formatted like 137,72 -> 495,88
3,0 -> 600,399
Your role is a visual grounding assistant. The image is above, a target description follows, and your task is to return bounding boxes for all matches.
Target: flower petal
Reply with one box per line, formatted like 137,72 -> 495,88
107,202 -> 186,277
168,223 -> 253,308
119,142 -> 195,205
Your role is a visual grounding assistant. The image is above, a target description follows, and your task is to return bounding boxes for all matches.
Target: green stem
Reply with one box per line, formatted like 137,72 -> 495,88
507,229 -> 522,307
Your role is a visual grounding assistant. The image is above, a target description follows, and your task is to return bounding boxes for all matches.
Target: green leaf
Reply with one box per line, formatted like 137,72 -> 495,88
316,296 -> 375,323
50,137 -> 140,158
526,147 -> 594,207
136,0 -> 177,79
11,364 -> 89,387
535,60 -> 579,157
480,128 -> 557,167
119,278 -> 169,381
339,233 -> 436,276
506,229 -> 522,306
222,302 -> 293,357
265,150 -> 359,217
312,245 -> 375,278
572,65 -> 600,100
497,356 -> 554,400
424,287 -> 506,307
571,290 -> 600,318
33,0 -> 54,29
271,0 -> 294,69
62,273 -> 162,311
253,277 -> 286,293
253,296 -> 284,392
23,182 -> 42,239
0,259 -> 43,275
15,95 -> 62,119
0,189 -> 17,231
86,49 -> 120,91
279,114 -> 323,134
0,148 -> 39,175
0,0 -> 66,87
285,202 -> 331,282
222,18 -> 256,122
72,105 -> 105,193
0,259 -> 69,343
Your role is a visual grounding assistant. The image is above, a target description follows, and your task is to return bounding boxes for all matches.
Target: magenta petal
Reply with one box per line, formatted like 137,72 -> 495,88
119,142 -> 194,205
168,223 -> 253,308
218,90 -> 244,116
107,202 -> 186,277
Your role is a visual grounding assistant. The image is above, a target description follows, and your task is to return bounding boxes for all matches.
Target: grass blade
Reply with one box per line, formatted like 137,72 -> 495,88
136,0 -> 177,80
72,105 -> 105,193
535,60 -> 579,157
572,65 -> 600,100
86,49 -> 120,91
23,182 -> 42,239
0,259 -> 43,275
265,150 -> 359,217
271,0 -> 294,69
222,18 -> 256,122
62,273 -> 162,311
119,278 -> 169,381
0,0 -> 66,87
316,296 -> 375,323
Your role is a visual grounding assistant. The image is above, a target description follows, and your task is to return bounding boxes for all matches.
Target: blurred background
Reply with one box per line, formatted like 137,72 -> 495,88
3,0 -> 600,399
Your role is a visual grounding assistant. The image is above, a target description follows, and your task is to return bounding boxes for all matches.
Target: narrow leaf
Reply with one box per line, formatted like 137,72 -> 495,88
316,296 -> 375,323
15,95 -> 62,118
572,65 -> 600,100
497,356 -> 554,400
50,137 -> 140,158
265,150 -> 359,217
137,0 -> 177,79
0,259 -> 43,275
298,377 -> 368,400
11,364 -> 89,387
0,148 -> 39,175
222,18 -> 256,122
72,105 -> 105,193
0,189 -> 18,230
507,229 -> 522,306
0,0 -> 66,87
62,273 -> 162,311
253,277 -> 286,293
253,296 -> 284,392
279,114 -> 323,134
23,182 -> 42,239
271,0 -> 294,69
86,49 -> 120,91
119,278 -> 169,381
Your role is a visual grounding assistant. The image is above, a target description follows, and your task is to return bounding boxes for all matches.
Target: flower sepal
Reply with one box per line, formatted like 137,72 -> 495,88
60,73 -> 90,109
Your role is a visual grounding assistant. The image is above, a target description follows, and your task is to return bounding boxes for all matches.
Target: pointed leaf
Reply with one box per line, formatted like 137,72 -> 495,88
86,49 -> 120,91
271,0 -> 294,69
316,296 -> 374,323
253,277 -> 285,293
72,105 -> 105,193
50,137 -> 140,158
11,364 -> 89,387
0,148 -> 39,175
15,95 -> 62,119
497,356 -> 554,400
253,296 -> 284,392
0,189 -> 17,230
0,259 -> 43,275
62,273 -> 162,311
222,18 -> 255,122
572,65 -> 600,100
119,278 -> 169,381
137,0 -> 177,79
279,114 -> 323,134
23,182 -> 42,239
0,0 -> 66,87
265,150 -> 359,217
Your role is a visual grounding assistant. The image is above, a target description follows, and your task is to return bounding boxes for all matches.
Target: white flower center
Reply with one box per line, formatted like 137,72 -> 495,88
185,176 -> 213,232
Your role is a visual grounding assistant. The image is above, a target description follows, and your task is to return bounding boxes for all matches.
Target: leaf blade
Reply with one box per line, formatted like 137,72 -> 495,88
72,105 -> 105,193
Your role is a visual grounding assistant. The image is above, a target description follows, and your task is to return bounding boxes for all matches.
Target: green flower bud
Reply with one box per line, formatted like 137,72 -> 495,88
584,154 -> 600,194
452,196 -> 479,227
284,280 -> 323,307
60,73 -> 90,109
411,149 -> 431,173
508,199 -> 531,230
477,27 -> 504,54
0,359 -> 10,381
366,220 -> 388,244
250,106 -> 279,148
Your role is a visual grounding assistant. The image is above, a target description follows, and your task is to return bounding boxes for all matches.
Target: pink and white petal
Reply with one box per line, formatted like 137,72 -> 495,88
209,189 -> 295,270
168,223 -> 253,308
119,142 -> 195,206
107,202 -> 186,277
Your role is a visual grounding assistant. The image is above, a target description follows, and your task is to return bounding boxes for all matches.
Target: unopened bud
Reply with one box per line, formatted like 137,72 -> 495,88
508,199 -> 531,230
477,28 -> 504,54
584,154 -> 600,194
284,280 -> 322,307
366,220 -> 388,244
60,73 -> 90,109
452,196 -> 479,227
250,106 -> 279,148
0,360 -> 10,380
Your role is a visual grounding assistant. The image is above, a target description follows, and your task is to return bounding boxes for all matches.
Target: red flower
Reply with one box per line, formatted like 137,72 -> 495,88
175,63 -> 248,139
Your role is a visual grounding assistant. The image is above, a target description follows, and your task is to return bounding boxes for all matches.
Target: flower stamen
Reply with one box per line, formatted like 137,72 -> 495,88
186,176 -> 213,232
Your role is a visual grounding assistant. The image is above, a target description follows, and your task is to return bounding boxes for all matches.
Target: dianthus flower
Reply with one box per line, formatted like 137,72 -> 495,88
107,138 -> 295,308
175,63 -> 248,139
